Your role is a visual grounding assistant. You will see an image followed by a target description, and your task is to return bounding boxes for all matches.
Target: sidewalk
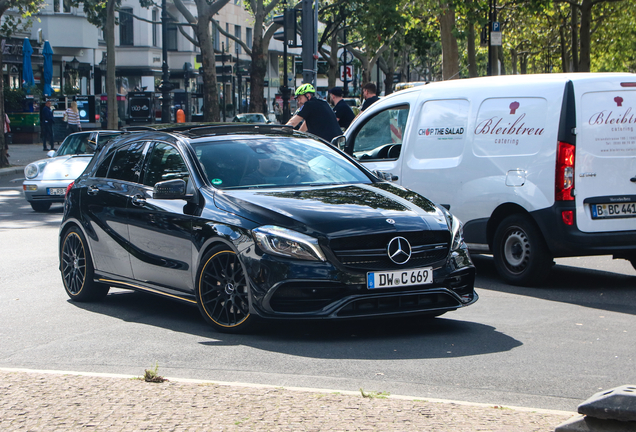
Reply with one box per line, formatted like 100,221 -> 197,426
0,143 -> 49,179
0,368 -> 574,431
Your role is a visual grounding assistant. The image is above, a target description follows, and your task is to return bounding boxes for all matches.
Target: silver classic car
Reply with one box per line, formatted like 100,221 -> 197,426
23,130 -> 124,212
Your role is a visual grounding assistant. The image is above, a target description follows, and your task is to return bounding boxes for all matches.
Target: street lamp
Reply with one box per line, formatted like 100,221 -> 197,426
183,62 -> 192,122
70,56 -> 80,70
159,0 -> 173,123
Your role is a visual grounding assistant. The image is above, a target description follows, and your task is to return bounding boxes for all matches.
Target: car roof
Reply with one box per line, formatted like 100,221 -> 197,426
107,124 -> 324,149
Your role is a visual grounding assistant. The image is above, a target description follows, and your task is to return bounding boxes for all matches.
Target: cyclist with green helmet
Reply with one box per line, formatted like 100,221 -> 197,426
286,83 -> 342,143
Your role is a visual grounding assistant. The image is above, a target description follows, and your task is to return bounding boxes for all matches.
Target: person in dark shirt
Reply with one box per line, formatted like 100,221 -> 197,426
328,87 -> 355,130
41,100 -> 55,151
360,83 -> 380,112
286,83 -> 342,143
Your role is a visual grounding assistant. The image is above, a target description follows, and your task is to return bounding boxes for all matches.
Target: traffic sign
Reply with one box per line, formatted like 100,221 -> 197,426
339,50 -> 353,64
340,65 -> 353,82
492,22 -> 500,32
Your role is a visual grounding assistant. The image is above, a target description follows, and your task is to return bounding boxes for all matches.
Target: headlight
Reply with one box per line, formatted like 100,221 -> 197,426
252,226 -> 326,261
450,215 -> 465,251
24,163 -> 39,179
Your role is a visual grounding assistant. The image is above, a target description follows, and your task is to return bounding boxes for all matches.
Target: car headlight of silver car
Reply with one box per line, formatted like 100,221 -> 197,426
24,161 -> 49,179
252,226 -> 326,261
25,163 -> 39,179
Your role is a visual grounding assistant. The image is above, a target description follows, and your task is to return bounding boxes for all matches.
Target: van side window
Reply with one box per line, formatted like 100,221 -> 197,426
351,105 -> 409,160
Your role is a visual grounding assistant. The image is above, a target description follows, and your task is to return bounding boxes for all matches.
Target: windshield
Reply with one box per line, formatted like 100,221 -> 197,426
192,137 -> 372,189
56,134 -> 93,156
56,132 -> 123,156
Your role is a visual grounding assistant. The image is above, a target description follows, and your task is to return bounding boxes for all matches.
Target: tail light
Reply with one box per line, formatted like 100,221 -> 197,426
65,181 -> 74,197
555,141 -> 575,201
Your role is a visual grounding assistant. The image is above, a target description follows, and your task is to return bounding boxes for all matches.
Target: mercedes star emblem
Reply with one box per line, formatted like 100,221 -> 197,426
386,219 -> 395,224
387,236 -> 412,265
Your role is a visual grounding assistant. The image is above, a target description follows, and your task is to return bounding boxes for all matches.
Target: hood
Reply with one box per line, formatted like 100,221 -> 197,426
213,182 -> 449,239
41,155 -> 91,181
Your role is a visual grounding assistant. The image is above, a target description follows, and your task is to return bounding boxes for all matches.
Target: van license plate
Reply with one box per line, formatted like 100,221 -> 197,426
47,188 -> 66,196
591,203 -> 636,219
367,267 -> 433,289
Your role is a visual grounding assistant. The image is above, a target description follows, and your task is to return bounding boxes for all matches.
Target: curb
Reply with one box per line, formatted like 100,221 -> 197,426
0,166 -> 24,178
0,366 -> 576,417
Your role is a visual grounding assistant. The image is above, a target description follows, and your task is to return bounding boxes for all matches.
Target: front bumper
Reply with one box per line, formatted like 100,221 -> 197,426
23,180 -> 71,203
242,246 -> 477,319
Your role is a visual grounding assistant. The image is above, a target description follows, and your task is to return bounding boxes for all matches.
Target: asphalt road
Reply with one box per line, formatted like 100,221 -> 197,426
1,174 -> 635,412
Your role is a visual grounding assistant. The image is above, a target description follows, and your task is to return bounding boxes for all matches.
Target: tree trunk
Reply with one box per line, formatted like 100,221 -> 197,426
467,22 -> 478,77
326,33 -> 339,89
571,4 -> 579,72
559,19 -> 568,72
578,0 -> 592,72
195,21 -> 220,121
249,31 -> 267,114
382,50 -> 395,96
511,48 -> 518,75
439,4 -> 459,80
106,0 -> 118,130
0,34 -> 6,168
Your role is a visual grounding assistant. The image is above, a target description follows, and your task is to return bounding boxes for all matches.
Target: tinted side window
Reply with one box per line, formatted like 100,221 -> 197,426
107,142 -> 146,182
94,151 -> 114,178
352,105 -> 409,160
142,143 -> 189,187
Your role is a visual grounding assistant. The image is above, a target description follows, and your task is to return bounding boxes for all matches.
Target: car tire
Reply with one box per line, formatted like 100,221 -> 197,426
196,245 -> 255,333
31,202 -> 51,212
493,214 -> 553,286
60,227 -> 110,302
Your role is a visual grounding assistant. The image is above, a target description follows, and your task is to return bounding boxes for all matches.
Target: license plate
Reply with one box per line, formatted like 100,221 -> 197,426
591,202 -> 636,219
367,267 -> 433,289
47,187 -> 66,196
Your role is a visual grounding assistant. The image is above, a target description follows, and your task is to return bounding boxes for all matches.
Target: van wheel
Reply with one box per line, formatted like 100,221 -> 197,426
493,215 -> 552,286
196,246 -> 255,333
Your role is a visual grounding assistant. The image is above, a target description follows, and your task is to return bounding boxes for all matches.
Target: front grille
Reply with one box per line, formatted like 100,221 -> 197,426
337,291 -> 459,317
329,231 -> 450,270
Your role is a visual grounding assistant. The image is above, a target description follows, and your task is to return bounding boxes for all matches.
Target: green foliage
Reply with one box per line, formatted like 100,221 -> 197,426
3,86 -> 25,112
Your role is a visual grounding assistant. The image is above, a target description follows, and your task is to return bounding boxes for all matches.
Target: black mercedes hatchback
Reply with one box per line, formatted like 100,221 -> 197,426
59,125 -> 476,332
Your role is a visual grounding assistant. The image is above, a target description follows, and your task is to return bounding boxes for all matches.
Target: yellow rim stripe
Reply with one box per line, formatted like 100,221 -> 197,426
198,250 -> 250,328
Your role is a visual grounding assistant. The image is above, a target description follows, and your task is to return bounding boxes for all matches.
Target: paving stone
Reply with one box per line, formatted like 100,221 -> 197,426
0,370 -> 573,432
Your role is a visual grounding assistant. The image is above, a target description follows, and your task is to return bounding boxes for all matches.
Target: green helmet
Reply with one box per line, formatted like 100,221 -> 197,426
294,83 -> 315,98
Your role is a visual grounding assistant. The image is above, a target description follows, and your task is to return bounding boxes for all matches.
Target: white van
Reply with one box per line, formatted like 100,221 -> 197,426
343,73 -> 636,285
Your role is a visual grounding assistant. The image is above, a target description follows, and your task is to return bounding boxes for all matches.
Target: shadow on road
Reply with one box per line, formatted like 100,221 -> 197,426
69,289 -> 522,361
472,254 -> 636,315
0,189 -> 64,230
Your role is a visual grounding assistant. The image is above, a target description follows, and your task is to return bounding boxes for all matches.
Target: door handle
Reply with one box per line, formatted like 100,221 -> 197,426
87,185 -> 99,195
131,194 -> 146,206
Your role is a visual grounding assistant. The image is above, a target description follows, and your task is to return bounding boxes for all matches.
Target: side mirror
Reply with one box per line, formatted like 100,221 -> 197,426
153,179 -> 186,200
47,150 -> 56,158
331,135 -> 346,151
373,170 -> 398,182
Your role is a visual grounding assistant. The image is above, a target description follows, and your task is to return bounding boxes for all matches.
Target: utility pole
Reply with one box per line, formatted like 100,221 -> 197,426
222,42 -> 226,122
301,0 -> 316,86
160,0 -> 173,122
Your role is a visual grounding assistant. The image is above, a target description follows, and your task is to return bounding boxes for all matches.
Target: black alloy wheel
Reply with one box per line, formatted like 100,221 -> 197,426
60,227 -> 110,301
196,246 -> 254,333
492,214 -> 553,286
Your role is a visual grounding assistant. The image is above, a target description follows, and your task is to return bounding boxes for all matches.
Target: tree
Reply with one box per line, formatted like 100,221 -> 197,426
74,0 -> 121,129
213,0 -> 284,114
173,0 -> 231,122
0,0 -> 45,168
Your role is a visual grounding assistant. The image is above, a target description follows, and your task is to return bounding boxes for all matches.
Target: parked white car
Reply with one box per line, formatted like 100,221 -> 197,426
23,130 -> 124,212
343,73 -> 636,285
